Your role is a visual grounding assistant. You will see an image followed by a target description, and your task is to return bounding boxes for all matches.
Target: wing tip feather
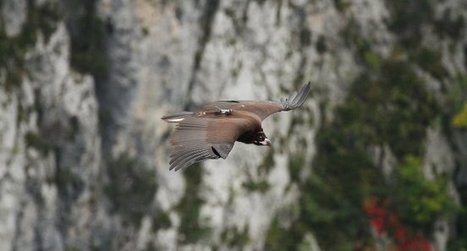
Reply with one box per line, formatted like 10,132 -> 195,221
282,81 -> 311,111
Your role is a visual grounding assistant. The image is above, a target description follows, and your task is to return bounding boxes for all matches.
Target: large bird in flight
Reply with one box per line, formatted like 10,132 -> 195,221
162,82 -> 311,171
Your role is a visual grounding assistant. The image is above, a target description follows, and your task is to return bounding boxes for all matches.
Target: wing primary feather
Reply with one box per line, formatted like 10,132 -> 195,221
171,149 -> 213,171
166,116 -> 241,170
171,152 -> 199,171
291,91 -> 301,104
293,82 -> 310,106
170,147 -> 206,165
294,87 -> 309,107
171,155 -> 196,171
172,154 -> 199,171
281,82 -> 311,111
170,147 -> 212,167
170,148 -> 206,164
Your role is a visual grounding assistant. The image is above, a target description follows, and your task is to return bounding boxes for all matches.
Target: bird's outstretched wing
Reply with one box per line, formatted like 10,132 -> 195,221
200,82 -> 311,120
161,82 -> 311,170
166,116 -> 253,171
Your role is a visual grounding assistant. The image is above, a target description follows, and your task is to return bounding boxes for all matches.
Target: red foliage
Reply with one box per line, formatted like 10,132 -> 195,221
397,233 -> 433,251
363,198 -> 433,251
364,198 -> 386,235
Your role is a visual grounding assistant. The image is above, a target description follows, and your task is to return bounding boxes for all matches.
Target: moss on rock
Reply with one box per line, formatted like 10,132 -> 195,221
105,153 -> 157,227
0,1 -> 60,91
175,166 -> 212,244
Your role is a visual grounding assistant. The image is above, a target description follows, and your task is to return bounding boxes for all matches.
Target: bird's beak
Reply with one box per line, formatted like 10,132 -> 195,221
262,138 -> 272,146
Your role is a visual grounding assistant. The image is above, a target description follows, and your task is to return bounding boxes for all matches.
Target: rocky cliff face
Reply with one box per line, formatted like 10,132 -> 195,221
0,0 -> 466,250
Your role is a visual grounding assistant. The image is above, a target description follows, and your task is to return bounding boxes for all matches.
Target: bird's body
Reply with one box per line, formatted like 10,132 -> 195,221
162,83 -> 311,171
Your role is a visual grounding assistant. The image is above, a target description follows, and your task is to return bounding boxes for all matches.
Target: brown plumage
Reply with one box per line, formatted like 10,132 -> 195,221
161,82 -> 311,171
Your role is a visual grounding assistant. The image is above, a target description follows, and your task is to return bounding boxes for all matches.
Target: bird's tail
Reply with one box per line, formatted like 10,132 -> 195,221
161,112 -> 193,123
281,82 -> 311,111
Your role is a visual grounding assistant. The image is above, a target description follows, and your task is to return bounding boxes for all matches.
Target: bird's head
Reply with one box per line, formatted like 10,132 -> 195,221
253,131 -> 271,146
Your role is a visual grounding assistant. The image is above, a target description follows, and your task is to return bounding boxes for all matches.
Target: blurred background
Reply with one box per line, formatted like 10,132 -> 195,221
1,0 -> 467,250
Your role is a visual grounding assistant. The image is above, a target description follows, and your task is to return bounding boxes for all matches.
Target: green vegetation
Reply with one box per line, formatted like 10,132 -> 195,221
258,148 -> 275,175
67,0 -> 108,79
16,103 -> 32,124
411,47 -> 448,79
265,46 -> 446,249
392,156 -> 457,232
24,131 -> 51,155
176,166 -> 212,244
242,179 -> 270,193
288,151 -> 305,182
0,1 -> 60,91
241,149 -> 274,193
449,191 -> 467,250
151,210 -> 171,231
452,103 -> 467,128
105,153 -> 157,227
333,0 -> 351,13
386,0 -> 434,48
55,165 -> 84,202
447,75 -> 467,127
262,1 -> 467,247
219,225 -> 250,249
434,8 -> 465,40
300,125 -> 380,249
264,218 -> 306,251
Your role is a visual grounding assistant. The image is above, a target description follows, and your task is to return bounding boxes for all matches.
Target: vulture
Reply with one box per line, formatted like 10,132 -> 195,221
162,82 -> 311,171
